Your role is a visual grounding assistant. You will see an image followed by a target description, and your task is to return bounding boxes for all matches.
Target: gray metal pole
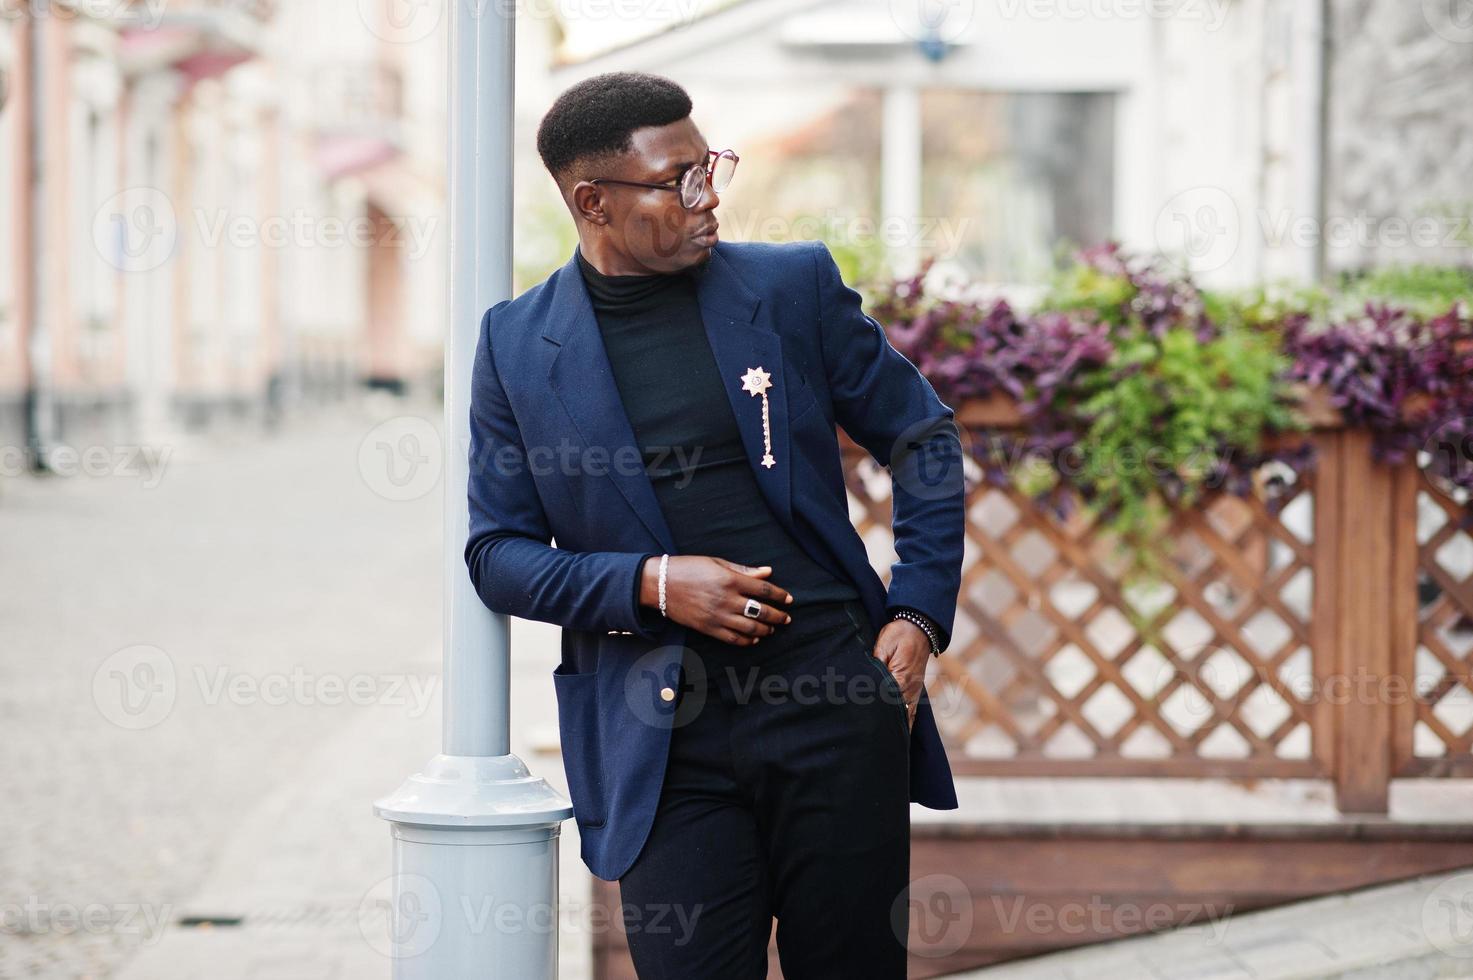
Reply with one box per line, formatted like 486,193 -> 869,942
26,14 -> 58,471
374,3 -> 572,976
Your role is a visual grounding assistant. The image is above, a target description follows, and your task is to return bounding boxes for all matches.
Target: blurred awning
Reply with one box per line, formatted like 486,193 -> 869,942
313,134 -> 400,182
117,5 -> 265,83
357,159 -> 439,217
309,62 -> 406,181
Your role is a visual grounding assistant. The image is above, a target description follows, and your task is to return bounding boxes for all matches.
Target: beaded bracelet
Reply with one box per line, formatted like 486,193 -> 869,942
657,553 -> 670,616
890,608 -> 941,657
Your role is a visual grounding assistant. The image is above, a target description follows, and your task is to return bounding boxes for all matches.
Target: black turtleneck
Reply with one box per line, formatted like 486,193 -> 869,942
574,246 -> 860,651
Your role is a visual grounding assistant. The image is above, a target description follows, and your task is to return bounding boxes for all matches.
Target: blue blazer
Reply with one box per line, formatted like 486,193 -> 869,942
466,238 -> 965,881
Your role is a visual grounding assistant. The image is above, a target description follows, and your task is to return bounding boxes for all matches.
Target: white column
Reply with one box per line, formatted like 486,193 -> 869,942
122,72 -> 181,445
373,2 -> 572,977
1288,0 -> 1326,283
881,82 -> 923,276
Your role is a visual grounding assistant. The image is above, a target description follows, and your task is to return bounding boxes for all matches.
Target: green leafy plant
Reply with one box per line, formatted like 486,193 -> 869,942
875,243 -> 1307,581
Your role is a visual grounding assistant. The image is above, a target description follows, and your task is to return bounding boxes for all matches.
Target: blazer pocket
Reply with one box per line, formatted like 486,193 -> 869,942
785,359 -> 821,423
551,662 -> 608,827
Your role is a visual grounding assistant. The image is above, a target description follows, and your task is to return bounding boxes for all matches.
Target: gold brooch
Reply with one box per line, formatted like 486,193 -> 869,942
739,366 -> 776,469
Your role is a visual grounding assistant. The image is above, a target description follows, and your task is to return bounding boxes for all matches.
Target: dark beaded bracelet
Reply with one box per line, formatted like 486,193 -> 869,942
890,608 -> 941,657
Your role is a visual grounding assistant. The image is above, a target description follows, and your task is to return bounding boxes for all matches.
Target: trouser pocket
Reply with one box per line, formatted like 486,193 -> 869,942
842,602 -> 910,739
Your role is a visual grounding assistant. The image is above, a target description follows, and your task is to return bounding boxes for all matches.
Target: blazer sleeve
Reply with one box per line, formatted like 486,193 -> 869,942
464,302 -> 667,639
809,240 -> 966,653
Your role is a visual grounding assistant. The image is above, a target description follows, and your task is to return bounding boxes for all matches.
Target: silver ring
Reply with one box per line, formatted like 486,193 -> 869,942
742,598 -> 762,619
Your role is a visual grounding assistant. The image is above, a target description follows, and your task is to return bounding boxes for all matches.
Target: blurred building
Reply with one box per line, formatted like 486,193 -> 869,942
0,0 -> 450,459
2,0 -> 1468,457
546,0 -> 1473,290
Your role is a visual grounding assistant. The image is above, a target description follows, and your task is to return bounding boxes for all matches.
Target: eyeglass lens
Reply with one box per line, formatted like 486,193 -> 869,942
679,152 -> 738,207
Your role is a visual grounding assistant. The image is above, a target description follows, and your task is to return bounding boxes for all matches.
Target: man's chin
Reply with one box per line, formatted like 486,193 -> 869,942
681,247 -> 716,274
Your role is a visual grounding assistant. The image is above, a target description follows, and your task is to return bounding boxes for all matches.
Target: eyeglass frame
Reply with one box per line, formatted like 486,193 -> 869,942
588,148 -> 739,210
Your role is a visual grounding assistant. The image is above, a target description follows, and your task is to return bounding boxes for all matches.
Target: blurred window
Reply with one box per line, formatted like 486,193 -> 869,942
69,54 -> 121,361
0,29 -> 14,344
921,89 -> 1115,284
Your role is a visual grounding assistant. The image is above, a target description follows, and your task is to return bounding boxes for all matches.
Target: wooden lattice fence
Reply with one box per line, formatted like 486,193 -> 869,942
839,396 -> 1473,812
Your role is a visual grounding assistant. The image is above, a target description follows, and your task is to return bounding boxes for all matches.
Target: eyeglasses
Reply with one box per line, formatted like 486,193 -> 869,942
590,148 -> 739,210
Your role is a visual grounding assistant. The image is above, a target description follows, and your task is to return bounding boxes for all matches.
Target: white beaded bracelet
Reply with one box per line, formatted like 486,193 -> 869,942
657,553 -> 670,616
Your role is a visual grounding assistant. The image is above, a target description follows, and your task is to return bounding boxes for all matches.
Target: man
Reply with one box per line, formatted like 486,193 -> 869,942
465,71 -> 965,977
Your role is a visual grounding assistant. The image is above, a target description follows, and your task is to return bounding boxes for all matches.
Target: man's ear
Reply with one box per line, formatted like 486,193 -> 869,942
570,182 -> 609,226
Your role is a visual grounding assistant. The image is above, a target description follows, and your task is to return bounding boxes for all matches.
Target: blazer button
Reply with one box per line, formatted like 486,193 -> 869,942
659,686 -> 676,702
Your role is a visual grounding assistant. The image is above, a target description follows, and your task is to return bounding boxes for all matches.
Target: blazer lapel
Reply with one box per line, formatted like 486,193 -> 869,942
544,249 -> 677,553
542,243 -> 796,553
692,246 -> 794,531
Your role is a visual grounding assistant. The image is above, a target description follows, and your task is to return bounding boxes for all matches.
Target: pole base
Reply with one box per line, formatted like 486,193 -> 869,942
370,754 -> 574,977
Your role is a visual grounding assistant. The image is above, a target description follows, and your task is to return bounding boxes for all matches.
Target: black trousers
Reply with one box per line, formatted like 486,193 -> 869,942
617,599 -> 912,979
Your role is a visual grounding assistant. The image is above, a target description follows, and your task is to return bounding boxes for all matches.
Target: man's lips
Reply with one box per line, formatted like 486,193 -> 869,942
692,223 -> 719,246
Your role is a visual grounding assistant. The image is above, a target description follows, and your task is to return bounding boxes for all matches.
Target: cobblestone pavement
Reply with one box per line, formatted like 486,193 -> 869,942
0,397 -> 464,978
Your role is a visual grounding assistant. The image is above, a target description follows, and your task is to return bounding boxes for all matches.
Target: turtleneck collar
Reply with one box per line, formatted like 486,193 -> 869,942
575,245 -> 694,312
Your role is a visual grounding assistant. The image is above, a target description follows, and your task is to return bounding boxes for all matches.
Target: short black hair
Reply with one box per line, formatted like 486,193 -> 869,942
536,71 -> 693,183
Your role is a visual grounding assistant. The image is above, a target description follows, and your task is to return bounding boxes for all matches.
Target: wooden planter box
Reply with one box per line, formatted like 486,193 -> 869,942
835,386 -> 1472,809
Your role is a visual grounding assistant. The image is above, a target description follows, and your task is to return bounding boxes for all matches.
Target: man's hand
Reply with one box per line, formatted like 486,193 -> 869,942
873,619 -> 931,730
641,556 -> 793,645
